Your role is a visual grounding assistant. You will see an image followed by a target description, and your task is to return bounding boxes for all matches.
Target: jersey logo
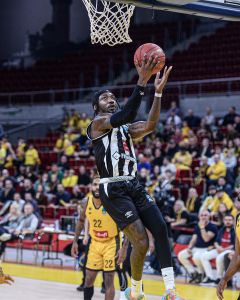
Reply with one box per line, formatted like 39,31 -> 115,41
93,230 -> 109,238
125,211 -> 133,219
112,151 -> 136,163
123,141 -> 130,153
102,207 -> 107,215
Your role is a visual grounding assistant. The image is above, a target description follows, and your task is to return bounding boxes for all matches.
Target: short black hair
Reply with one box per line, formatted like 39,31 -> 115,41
92,89 -> 110,115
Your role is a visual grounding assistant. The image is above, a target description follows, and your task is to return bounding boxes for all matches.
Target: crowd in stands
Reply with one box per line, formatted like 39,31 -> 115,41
0,103 -> 239,286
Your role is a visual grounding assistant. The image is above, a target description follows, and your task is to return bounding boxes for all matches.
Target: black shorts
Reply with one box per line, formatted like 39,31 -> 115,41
99,178 -> 155,230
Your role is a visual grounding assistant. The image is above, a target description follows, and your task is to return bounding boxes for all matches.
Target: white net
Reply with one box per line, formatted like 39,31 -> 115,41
82,0 -> 135,46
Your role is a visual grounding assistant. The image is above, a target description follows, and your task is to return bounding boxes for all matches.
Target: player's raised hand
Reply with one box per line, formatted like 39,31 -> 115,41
216,278 -> 227,300
154,66 -> 173,93
135,53 -> 159,86
0,268 -> 14,285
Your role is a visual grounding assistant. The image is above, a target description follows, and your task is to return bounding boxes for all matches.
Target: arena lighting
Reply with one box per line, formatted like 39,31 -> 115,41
225,0 -> 240,5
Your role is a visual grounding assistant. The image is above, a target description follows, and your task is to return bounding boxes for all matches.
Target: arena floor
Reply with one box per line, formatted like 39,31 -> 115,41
1,263 -> 239,300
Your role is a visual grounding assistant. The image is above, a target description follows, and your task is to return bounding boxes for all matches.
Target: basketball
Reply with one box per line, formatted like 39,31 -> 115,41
134,43 -> 166,74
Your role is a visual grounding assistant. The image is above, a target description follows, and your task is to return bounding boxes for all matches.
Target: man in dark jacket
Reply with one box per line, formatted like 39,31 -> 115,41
200,214 -> 235,286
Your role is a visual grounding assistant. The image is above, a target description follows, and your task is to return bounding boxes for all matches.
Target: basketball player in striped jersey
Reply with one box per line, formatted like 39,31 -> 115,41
71,176 -> 129,300
0,267 -> 14,285
87,55 -> 183,300
217,213 -> 240,300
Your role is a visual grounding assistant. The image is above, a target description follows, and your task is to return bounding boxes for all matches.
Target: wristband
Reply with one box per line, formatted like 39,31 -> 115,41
154,92 -> 162,98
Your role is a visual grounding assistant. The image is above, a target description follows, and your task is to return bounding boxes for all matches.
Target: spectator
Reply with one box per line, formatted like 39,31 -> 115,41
198,138 -> 212,158
35,185 -> 48,206
165,139 -> 179,159
78,166 -> 91,186
0,180 -> 15,204
188,137 -> 199,158
137,154 -> 151,172
235,166 -> 240,189
0,191 -> 25,217
217,177 -> 233,197
178,210 -> 218,283
54,133 -> 64,154
24,144 -> 40,168
222,149 -> 237,174
70,185 -> 84,205
0,140 -> 7,170
166,101 -> 182,118
184,109 -> 201,128
203,107 -> 215,127
151,148 -> 163,167
166,111 -> 182,127
14,202 -> 39,237
234,115 -> 240,133
77,113 -> 91,145
166,200 -> 190,240
222,106 -> 238,126
58,155 -> 69,171
186,188 -> 202,214
24,193 -> 39,216
138,168 -> 150,188
200,214 -> 235,286
226,124 -> 238,140
194,156 -> 209,185
48,163 -> 63,182
172,142 -> 192,170
206,154 -> 227,185
181,121 -> 191,138
62,169 -> 78,188
16,138 -> 26,166
211,186 -> 234,215
63,139 -> 75,158
55,184 -> 71,206
20,179 -> 35,199
0,202 -> 38,256
201,185 -> 217,212
160,156 -> 176,178
12,193 -> 25,212
211,203 -> 229,228
0,203 -> 22,241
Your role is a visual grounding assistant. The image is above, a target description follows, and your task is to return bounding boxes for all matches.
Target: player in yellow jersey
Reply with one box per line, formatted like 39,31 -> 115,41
71,176 -> 128,300
217,213 -> 240,300
0,267 -> 14,285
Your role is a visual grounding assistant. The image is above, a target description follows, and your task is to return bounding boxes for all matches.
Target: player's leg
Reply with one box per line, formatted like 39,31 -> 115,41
103,271 -> 115,300
139,206 -> 175,292
84,238 -> 103,299
123,219 -> 148,298
84,269 -> 98,300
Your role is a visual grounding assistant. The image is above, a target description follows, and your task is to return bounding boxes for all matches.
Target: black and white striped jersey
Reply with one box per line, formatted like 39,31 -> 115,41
87,124 -> 137,178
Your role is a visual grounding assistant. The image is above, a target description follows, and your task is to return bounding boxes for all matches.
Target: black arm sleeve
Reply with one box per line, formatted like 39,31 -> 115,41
110,85 -> 145,128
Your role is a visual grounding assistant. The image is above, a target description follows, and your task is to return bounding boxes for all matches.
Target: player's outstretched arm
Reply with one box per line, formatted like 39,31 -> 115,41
0,267 -> 14,285
217,236 -> 240,300
91,54 -> 159,134
71,199 -> 88,258
129,66 -> 172,140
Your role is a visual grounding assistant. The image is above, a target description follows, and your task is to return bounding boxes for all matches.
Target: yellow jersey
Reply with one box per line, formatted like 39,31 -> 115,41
236,214 -> 240,243
25,148 -> 40,165
86,194 -> 119,242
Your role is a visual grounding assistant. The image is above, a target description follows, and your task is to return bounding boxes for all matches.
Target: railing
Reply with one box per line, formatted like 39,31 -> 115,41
0,77 -> 239,106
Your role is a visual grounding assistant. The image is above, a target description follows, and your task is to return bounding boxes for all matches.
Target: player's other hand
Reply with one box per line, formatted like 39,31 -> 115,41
116,247 -> 127,265
71,241 -> 79,258
216,278 -> 227,300
154,66 -> 172,93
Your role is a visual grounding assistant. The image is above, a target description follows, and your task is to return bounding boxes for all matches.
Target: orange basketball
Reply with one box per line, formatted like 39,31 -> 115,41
134,43 -> 166,74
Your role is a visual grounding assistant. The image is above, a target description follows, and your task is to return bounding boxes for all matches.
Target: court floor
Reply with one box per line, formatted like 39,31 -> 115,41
1,263 -> 239,300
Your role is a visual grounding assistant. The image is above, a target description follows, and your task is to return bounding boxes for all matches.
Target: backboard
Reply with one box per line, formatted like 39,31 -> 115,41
107,0 -> 240,21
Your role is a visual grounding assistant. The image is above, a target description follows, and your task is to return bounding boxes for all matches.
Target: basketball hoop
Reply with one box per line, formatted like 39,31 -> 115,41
82,0 -> 135,46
